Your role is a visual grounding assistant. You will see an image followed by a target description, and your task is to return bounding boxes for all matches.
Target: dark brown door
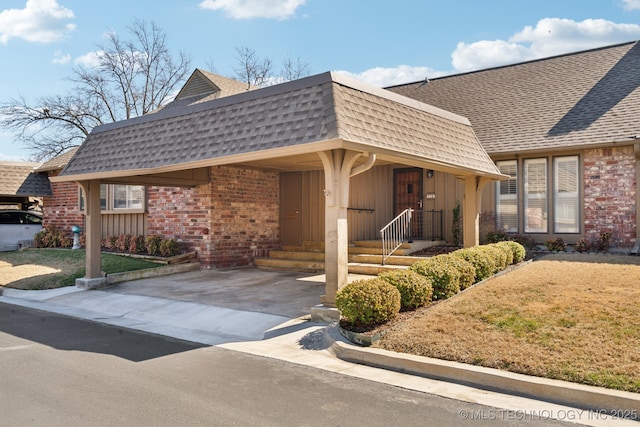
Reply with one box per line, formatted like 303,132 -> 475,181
280,172 -> 302,247
394,168 -> 423,239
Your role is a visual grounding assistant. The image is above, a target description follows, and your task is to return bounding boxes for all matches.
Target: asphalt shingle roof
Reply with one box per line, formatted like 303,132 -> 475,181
0,162 -> 52,197
387,41 -> 640,155
59,72 -> 502,179
36,147 -> 79,172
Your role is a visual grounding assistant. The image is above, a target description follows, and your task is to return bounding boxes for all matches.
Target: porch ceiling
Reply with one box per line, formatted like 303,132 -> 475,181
52,72 -> 506,186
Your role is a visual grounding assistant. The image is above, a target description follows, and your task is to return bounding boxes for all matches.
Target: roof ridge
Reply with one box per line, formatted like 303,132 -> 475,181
387,40 -> 639,88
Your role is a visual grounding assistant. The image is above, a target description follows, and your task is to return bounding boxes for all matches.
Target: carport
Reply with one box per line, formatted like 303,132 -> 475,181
51,72 -> 505,311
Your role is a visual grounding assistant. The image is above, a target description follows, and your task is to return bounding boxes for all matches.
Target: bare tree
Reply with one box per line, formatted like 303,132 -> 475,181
280,55 -> 311,82
0,19 -> 191,161
233,46 -> 273,90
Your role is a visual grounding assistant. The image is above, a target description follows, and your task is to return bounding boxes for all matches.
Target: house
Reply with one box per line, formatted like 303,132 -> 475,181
49,70 -> 504,307
0,161 -> 51,210
387,41 -> 640,251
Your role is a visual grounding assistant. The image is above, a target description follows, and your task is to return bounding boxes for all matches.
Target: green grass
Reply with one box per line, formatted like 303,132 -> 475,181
0,248 -> 162,290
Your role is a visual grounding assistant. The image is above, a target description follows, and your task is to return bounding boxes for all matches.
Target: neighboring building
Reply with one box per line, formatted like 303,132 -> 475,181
0,161 -> 51,211
388,41 -> 640,250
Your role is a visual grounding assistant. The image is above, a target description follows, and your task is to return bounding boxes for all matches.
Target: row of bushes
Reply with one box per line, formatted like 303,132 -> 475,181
102,234 -> 180,257
336,241 -> 527,328
33,225 -> 180,257
488,229 -> 613,253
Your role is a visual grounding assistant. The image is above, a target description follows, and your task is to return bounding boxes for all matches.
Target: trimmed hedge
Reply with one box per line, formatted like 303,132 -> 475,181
500,241 -> 526,263
441,254 -> 476,290
378,269 -> 433,311
450,247 -> 494,282
409,255 -> 461,300
336,278 -> 401,327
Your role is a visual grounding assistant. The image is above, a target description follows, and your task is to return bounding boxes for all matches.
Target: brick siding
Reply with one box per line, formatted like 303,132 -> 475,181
41,171 -> 84,240
583,146 -> 637,248
147,166 -> 280,267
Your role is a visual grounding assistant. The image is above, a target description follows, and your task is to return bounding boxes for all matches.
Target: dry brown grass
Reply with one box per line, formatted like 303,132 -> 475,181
373,253 -> 640,392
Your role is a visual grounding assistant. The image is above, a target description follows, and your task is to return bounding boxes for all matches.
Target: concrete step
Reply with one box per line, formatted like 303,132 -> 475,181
253,257 -> 325,272
254,257 -> 410,275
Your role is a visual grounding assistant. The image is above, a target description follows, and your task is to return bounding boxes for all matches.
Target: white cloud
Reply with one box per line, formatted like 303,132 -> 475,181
0,0 -> 75,44
452,18 -> 640,72
333,65 -> 446,88
51,49 -> 70,64
622,0 -> 640,10
199,0 -> 305,20
74,50 -> 103,68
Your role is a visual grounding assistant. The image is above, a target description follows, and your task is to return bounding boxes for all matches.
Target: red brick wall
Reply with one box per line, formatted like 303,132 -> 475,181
584,146 -> 637,248
42,172 -> 84,240
146,166 -> 280,267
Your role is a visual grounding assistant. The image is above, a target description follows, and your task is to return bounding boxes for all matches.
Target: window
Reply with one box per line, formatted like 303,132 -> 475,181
496,160 -> 517,232
524,158 -> 547,233
554,156 -> 579,233
80,184 -> 145,212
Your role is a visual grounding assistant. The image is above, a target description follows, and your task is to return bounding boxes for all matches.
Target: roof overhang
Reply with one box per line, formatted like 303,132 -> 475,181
51,137 -> 507,186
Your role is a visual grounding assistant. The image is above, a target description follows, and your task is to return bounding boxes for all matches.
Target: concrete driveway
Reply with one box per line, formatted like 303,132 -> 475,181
104,267 -> 328,318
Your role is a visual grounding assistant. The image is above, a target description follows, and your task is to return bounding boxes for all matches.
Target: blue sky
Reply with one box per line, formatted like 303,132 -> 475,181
2,0 -> 640,161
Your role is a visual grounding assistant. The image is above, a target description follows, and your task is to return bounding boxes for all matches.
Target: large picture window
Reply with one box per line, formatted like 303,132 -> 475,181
80,184 -> 145,212
496,160 -> 517,232
524,158 -> 547,233
554,156 -> 579,233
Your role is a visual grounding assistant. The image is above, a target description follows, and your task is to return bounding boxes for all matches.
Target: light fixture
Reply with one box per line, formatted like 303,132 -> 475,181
426,169 -> 434,178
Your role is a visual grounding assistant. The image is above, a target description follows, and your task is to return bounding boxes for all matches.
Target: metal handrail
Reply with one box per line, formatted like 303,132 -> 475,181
380,208 -> 412,265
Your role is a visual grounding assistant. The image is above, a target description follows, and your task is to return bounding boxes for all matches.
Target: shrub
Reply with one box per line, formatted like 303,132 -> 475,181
336,278 -> 401,327
500,241 -> 526,263
493,242 -> 515,266
486,229 -> 509,243
33,225 -> 72,248
479,245 -> 508,272
128,235 -> 146,254
595,231 -> 612,252
145,235 -> 162,256
159,238 -> 180,257
378,270 -> 433,311
102,236 -> 118,250
440,254 -> 476,290
451,247 -> 494,282
510,234 -> 538,250
545,237 -> 566,252
410,255 -> 461,300
575,237 -> 591,253
115,234 -> 132,252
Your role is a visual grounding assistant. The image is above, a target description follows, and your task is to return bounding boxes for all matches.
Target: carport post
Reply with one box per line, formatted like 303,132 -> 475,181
76,180 -> 106,289
462,175 -> 492,248
317,149 -> 361,307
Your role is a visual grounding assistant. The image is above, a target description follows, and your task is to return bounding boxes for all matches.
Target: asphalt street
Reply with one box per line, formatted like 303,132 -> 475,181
0,303 -> 575,427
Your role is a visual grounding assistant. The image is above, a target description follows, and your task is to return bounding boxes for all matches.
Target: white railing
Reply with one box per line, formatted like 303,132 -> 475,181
380,208 -> 412,265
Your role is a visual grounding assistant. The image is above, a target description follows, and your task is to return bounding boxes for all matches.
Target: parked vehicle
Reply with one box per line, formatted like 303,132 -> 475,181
0,210 -> 43,252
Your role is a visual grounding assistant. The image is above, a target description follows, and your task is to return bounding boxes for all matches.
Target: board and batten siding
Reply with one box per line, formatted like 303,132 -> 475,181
101,212 -> 147,238
297,165 -> 462,243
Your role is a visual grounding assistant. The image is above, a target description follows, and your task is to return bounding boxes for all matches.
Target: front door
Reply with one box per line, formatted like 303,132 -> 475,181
394,168 -> 423,239
280,172 -> 302,247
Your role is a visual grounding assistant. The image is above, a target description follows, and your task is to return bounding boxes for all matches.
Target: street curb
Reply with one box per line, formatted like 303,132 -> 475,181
326,324 -> 640,418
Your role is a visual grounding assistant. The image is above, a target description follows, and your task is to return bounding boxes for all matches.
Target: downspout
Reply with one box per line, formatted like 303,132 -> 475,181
350,152 -> 376,177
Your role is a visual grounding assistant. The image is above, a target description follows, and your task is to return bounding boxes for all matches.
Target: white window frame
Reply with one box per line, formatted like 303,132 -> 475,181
524,158 -> 548,233
553,156 -> 580,233
80,184 -> 146,213
495,160 -> 518,232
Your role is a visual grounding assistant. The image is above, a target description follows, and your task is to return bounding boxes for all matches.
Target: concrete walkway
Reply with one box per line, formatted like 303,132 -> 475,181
1,267 -> 638,426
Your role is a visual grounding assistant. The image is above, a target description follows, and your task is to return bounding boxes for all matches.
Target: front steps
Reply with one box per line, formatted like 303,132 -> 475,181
254,240 -> 444,275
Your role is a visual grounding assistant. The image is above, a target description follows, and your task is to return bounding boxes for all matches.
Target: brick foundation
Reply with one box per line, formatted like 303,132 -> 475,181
583,146 -> 637,248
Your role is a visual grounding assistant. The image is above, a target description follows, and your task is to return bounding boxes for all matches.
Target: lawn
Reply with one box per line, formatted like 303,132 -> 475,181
0,248 -> 161,290
373,253 -> 640,393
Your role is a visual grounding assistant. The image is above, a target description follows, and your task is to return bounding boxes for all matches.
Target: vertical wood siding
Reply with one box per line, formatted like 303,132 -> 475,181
101,213 -> 147,237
